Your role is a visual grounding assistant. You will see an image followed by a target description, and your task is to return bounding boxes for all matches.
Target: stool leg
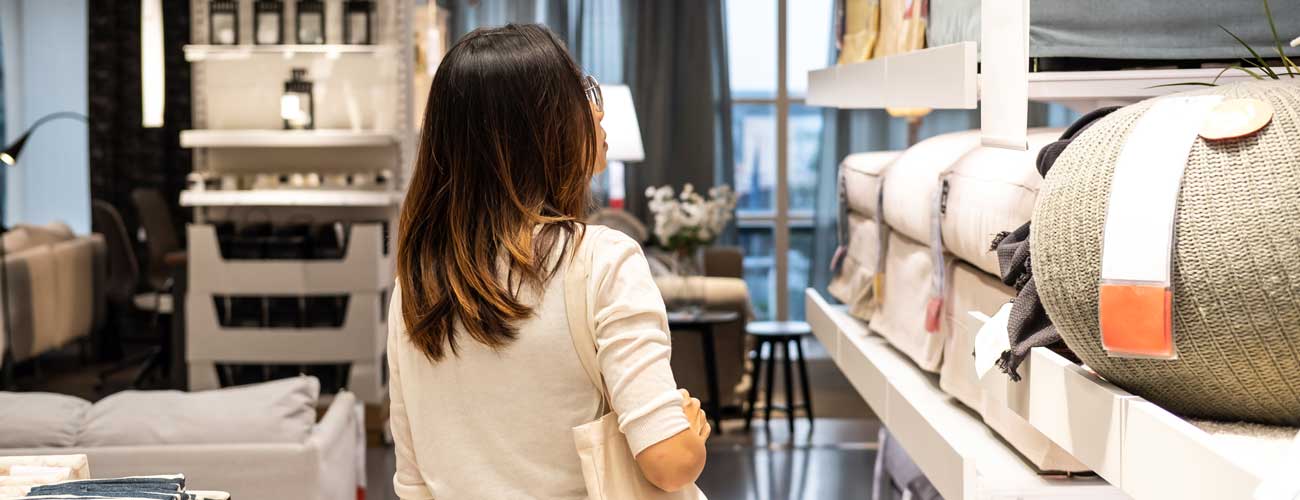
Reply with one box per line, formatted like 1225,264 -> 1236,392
744,340 -> 764,432
794,337 -> 814,429
782,339 -> 796,435
763,340 -> 777,427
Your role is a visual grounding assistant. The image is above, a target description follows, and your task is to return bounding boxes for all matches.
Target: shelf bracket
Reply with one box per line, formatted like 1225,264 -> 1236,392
980,0 -> 1030,150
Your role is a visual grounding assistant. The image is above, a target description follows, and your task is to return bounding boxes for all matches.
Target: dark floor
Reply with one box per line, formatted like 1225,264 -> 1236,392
18,338 -> 880,499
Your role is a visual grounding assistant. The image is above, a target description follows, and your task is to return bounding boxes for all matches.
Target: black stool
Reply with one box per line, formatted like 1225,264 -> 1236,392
744,321 -> 814,433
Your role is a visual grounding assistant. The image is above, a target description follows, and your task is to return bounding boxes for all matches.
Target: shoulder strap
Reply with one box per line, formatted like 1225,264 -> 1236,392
564,225 -> 613,409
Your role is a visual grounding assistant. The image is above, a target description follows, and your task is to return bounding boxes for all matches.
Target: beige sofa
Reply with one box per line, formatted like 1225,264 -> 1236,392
0,377 -> 364,500
1,222 -> 106,364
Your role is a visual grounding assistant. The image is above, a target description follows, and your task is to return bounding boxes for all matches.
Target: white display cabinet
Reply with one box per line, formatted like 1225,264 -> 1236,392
184,0 -> 414,404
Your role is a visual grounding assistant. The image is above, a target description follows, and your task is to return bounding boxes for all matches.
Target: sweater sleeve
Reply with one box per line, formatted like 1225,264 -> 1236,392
588,229 -> 691,456
387,284 -> 437,500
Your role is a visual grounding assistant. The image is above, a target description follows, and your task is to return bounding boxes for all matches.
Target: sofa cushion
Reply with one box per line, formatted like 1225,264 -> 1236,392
6,245 -> 60,362
2,228 -> 32,254
78,376 -> 321,447
0,392 -> 91,448
869,231 -> 952,372
841,151 -> 901,218
939,129 -> 1062,275
15,222 -> 74,247
882,131 -> 982,243
828,213 -> 880,320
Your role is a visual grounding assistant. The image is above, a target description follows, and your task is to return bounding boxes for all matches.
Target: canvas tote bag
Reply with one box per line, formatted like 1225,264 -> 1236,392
563,226 -> 707,500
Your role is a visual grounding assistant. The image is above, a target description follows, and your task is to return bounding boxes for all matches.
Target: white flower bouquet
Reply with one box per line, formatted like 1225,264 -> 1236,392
645,183 -> 738,255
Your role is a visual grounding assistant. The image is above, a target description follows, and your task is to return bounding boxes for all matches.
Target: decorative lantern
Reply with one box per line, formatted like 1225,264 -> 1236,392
254,0 -> 284,45
282,68 -> 314,130
209,0 -> 239,45
296,0 -> 326,45
343,0 -> 374,45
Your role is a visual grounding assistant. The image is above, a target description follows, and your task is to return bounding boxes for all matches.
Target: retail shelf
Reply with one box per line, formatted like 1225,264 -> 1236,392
186,288 -> 388,404
186,223 -> 391,295
806,42 -> 979,109
808,50 -> 1289,109
805,290 -> 1124,500
180,129 -> 399,148
1005,342 -> 1298,500
180,189 -> 402,208
1025,66 -> 1290,102
183,44 -> 394,61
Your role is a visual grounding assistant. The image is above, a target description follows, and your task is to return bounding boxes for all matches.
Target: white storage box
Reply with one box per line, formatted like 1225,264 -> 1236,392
828,213 -> 882,321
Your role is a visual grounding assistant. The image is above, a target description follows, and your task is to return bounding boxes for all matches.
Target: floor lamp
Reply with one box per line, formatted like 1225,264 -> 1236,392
600,85 -> 644,209
0,111 -> 89,388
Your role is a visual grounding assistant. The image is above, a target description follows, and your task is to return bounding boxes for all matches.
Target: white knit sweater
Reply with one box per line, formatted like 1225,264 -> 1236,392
387,227 -> 689,499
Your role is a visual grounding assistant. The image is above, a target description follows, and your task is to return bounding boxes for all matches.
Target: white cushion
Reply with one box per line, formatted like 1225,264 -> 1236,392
78,376 -> 321,447
939,262 -> 1088,472
828,213 -> 880,320
938,262 -> 1012,411
841,151 -> 902,217
882,130 -> 982,243
0,392 -> 91,448
940,129 -> 1062,275
869,231 -> 951,372
49,238 -> 97,348
14,222 -> 74,247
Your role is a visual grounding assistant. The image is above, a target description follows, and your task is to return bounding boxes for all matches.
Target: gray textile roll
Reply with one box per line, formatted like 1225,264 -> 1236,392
1034,81 -> 1300,426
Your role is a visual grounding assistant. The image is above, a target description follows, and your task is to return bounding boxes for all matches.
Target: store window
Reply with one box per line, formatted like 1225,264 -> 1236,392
726,0 -> 832,320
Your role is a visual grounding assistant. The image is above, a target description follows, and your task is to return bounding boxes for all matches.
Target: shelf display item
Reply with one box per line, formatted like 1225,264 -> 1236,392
254,0 -> 284,45
837,0 -> 880,64
1033,81 -> 1300,426
282,68 -> 315,130
828,151 -> 899,320
344,0 -> 374,45
875,0 -> 926,58
295,0 -> 326,44
209,0 -> 239,45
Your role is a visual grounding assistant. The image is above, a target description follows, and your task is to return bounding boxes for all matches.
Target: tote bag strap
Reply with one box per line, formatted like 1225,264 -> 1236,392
564,225 -> 614,411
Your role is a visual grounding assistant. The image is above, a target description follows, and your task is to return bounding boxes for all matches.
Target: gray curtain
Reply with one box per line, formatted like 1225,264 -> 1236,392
621,0 -> 733,229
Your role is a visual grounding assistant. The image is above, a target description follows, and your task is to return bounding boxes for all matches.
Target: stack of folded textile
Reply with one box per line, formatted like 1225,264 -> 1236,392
4,474 -> 228,500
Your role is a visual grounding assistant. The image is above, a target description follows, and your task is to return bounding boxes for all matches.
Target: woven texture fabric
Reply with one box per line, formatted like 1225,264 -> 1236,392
1033,81 -> 1300,425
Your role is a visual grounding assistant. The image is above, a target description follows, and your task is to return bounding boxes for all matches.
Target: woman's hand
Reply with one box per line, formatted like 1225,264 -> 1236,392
679,389 -> 712,440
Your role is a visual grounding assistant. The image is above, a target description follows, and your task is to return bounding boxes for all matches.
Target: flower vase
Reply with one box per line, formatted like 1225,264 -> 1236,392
665,247 -> 706,316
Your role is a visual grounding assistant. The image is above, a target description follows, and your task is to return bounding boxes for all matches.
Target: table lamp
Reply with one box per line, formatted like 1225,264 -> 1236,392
600,85 -> 643,209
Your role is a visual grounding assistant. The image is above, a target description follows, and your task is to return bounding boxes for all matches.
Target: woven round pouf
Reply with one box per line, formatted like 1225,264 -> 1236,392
1033,81 -> 1300,426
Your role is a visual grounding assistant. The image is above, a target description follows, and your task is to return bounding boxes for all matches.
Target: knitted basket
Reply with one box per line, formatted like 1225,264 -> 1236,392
1033,81 -> 1300,425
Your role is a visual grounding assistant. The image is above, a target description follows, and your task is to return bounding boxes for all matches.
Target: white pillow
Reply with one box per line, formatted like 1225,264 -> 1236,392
0,392 -> 91,448
78,376 -> 321,447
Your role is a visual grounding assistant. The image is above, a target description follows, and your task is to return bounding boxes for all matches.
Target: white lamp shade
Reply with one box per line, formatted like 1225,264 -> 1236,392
601,84 -> 644,162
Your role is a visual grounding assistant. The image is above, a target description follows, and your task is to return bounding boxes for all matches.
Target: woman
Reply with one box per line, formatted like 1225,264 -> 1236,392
388,24 -> 710,499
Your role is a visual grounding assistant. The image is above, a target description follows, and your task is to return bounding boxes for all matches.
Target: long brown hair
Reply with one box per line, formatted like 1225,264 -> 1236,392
397,24 -> 598,361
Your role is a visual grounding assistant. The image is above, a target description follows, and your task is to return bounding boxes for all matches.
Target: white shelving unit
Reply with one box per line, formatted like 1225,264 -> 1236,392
809,289 -> 1299,500
184,44 -> 394,61
180,129 -> 399,148
805,290 -> 1125,500
1003,341 -> 1296,500
805,0 -> 1292,149
180,189 -> 402,208
183,0 -> 414,405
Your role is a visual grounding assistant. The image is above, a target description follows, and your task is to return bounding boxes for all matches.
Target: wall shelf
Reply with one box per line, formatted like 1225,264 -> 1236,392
805,290 -> 1124,500
184,44 -> 394,62
809,288 -> 1299,499
180,129 -> 399,149
180,189 -> 401,208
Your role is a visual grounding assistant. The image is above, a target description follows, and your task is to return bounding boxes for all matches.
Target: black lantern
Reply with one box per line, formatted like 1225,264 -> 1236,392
282,68 -> 314,130
254,0 -> 284,45
343,0 -> 374,45
209,0 -> 239,45
296,0 -> 326,45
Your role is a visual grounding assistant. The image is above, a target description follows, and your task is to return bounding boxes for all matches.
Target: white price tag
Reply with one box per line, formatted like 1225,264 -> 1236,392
972,302 -> 1013,381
